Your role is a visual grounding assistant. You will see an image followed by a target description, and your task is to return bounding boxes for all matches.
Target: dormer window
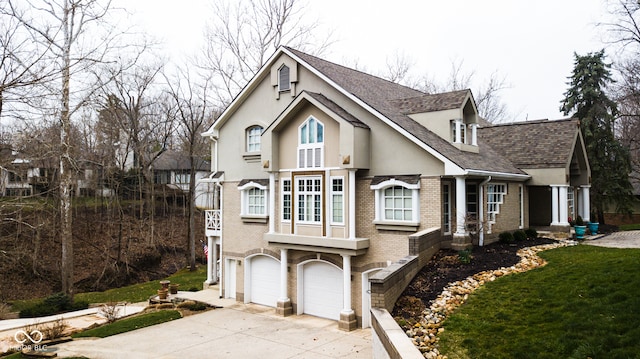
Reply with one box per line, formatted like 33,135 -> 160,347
451,119 -> 477,146
297,117 -> 324,168
451,119 -> 466,144
278,64 -> 290,92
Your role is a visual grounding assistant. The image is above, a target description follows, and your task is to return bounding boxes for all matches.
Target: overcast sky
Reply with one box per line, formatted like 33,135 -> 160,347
119,0 -> 611,122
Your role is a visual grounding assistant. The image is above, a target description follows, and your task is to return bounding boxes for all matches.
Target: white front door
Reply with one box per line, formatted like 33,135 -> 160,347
361,268 -> 382,328
247,255 -> 280,307
301,261 -> 343,320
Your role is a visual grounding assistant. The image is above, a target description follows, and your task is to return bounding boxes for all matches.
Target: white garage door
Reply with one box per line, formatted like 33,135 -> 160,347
250,256 -> 280,307
303,262 -> 343,320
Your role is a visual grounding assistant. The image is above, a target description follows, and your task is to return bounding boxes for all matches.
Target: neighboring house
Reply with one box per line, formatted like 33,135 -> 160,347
0,150 -> 111,198
152,151 -> 212,209
199,47 -> 591,330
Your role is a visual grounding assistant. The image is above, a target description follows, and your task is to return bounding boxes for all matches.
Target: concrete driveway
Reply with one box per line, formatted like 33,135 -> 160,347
584,230 -> 640,248
53,302 -> 372,359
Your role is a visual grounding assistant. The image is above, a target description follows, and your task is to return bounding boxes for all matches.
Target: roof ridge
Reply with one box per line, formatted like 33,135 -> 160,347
284,46 -> 425,97
484,117 -> 577,128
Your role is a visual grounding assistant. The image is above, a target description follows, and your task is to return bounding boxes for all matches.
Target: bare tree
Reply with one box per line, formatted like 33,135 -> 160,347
165,65 -> 214,271
601,1 -> 640,188
0,4 -> 53,120
201,0 -> 332,108
2,0 -> 145,296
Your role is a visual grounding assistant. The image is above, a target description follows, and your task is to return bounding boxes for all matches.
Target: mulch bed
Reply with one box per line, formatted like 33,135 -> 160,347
392,237 -> 557,320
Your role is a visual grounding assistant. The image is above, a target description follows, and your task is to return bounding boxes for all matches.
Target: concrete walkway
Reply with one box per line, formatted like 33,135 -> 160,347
584,230 -> 640,248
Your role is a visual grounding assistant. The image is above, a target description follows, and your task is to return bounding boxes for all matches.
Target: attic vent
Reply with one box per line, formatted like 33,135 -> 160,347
278,64 -> 290,92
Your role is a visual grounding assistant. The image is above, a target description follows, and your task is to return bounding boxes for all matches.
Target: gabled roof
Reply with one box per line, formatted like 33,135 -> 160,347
204,47 -> 529,178
153,151 -> 210,171
285,48 -> 526,178
478,118 -> 581,169
390,90 -> 471,114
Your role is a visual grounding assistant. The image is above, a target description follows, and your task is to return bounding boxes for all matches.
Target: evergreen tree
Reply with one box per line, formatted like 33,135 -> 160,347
561,50 -> 635,223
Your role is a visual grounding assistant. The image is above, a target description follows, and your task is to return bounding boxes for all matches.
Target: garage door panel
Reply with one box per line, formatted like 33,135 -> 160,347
303,262 -> 342,320
250,256 -> 280,307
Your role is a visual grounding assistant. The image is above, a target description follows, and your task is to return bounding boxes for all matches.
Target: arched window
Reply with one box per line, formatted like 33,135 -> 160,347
297,117 -> 324,168
238,181 -> 268,218
278,64 -> 290,92
246,125 -> 263,152
370,178 -> 420,225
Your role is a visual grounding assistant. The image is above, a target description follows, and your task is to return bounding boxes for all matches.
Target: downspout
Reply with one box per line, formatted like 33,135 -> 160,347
478,176 -> 491,247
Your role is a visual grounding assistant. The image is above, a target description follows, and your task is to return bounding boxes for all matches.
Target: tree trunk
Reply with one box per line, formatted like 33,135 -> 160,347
188,156 -> 197,271
59,0 -> 74,297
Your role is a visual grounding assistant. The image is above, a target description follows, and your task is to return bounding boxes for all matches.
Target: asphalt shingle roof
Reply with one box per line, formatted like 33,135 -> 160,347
286,47 -> 526,175
478,119 -> 580,169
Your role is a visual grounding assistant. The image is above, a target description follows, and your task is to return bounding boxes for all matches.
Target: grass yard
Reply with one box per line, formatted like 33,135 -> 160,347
439,245 -> 640,359
72,310 -> 182,338
11,266 -> 206,312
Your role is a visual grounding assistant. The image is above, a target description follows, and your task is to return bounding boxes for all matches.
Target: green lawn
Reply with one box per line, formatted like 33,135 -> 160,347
439,245 -> 640,359
619,223 -> 640,231
72,310 -> 182,338
11,266 -> 206,312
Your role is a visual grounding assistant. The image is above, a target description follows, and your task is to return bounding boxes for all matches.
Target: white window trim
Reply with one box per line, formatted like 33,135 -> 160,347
297,116 -> 324,169
239,181 -> 269,219
246,125 -> 263,153
281,178 -> 292,222
486,183 -> 507,225
278,64 -> 291,92
296,176 -> 322,224
330,176 -> 345,225
443,183 -> 451,235
519,184 -> 524,229
370,179 -> 420,227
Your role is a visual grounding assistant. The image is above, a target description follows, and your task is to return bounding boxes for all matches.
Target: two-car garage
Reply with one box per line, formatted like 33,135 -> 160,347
246,255 -> 344,321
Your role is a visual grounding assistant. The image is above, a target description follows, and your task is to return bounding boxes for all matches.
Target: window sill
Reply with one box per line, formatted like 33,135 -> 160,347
373,220 -> 419,232
242,153 -> 261,163
241,215 -> 268,224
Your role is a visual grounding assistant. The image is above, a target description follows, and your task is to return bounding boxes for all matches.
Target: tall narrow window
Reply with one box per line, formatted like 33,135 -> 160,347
282,179 -> 291,221
331,177 -> 344,224
519,185 -> 524,229
297,117 -> 324,168
297,176 -> 322,223
443,183 -> 451,234
278,64 -> 290,92
246,126 -> 263,152
567,187 -> 575,220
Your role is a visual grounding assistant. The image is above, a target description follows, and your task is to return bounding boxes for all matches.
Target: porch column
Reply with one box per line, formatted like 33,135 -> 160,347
471,124 -> 478,146
276,248 -> 292,316
558,185 -> 569,226
454,176 -> 467,236
581,185 -> 591,222
206,236 -> 214,284
550,185 -> 560,226
339,254 -> 356,331
269,173 -> 275,234
452,176 -> 471,250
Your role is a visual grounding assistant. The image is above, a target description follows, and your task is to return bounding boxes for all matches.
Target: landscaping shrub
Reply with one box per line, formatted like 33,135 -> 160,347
499,231 -> 514,243
513,230 -> 527,242
525,228 -> 538,239
458,249 -> 473,264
